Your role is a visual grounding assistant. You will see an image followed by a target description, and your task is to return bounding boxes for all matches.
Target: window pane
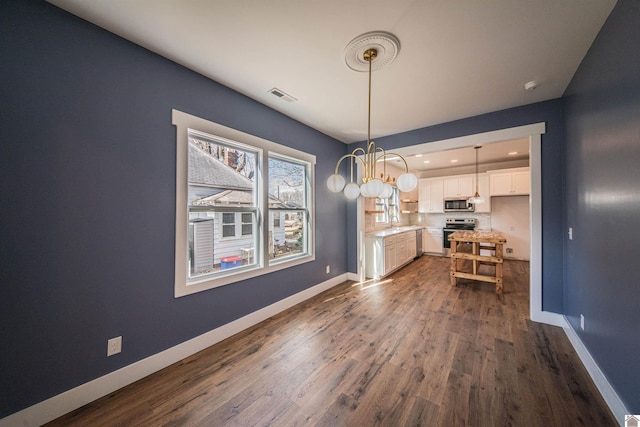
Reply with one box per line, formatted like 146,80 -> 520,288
222,224 -> 235,238
188,133 -> 257,208
269,210 -> 305,260
268,157 -> 306,208
186,130 -> 259,279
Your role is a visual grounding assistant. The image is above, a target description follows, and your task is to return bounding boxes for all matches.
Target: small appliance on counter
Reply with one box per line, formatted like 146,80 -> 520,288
443,218 -> 476,256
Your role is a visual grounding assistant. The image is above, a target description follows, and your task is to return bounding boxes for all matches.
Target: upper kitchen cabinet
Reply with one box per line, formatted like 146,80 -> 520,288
488,167 -> 530,196
444,175 -> 474,198
418,178 -> 444,213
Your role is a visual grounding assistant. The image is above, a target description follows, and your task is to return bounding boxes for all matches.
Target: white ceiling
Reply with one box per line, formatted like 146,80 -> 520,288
48,0 -> 616,169
389,137 -> 531,174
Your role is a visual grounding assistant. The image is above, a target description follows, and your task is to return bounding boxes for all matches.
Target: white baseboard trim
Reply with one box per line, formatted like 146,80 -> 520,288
0,273 -> 349,427
346,271 -> 360,282
531,309 -> 567,327
562,316 -> 629,425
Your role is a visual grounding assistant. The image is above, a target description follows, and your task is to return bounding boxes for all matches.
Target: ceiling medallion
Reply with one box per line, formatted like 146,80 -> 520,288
344,31 -> 400,72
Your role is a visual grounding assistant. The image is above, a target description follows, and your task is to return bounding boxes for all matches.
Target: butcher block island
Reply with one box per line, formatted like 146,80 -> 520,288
448,230 -> 507,294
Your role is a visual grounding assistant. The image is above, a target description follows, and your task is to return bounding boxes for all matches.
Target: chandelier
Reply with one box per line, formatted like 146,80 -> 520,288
326,32 -> 417,199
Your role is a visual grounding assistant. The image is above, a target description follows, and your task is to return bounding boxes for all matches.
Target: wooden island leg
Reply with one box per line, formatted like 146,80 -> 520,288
450,240 -> 457,287
495,243 -> 503,294
472,242 -> 479,275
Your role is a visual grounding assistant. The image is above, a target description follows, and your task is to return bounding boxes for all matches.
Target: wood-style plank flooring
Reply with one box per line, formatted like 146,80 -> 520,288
46,256 -> 616,426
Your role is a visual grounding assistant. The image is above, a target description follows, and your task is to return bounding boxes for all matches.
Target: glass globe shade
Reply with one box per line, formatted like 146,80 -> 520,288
378,183 -> 393,199
397,173 -> 418,192
326,174 -> 346,193
343,182 -> 361,199
359,181 -> 373,198
366,179 -> 384,198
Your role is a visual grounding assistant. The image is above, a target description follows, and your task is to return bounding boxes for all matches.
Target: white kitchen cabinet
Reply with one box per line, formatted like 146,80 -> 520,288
418,178 -> 444,213
489,167 -> 530,196
424,227 -> 443,254
396,236 -> 408,266
444,175 -> 474,198
472,173 -> 491,213
384,239 -> 397,273
407,235 -> 417,260
365,230 -> 416,279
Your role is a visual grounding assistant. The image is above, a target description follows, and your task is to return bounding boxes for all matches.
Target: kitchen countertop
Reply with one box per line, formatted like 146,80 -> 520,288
447,230 -> 506,243
366,225 -> 423,238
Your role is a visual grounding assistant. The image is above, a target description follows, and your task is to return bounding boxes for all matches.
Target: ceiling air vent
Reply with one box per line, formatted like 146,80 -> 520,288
268,88 -> 297,103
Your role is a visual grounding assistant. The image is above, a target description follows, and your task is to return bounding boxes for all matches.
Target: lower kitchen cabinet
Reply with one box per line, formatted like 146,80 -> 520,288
365,230 -> 417,279
424,227 -> 444,254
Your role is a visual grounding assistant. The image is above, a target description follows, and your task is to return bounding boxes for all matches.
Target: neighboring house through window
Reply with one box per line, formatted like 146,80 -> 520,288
172,110 -> 316,297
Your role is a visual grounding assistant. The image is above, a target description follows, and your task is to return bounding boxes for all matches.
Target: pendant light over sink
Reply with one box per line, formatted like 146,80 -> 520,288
326,32 -> 417,200
468,145 -> 485,204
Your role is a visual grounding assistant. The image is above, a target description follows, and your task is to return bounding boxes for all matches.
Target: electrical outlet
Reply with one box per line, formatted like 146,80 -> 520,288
568,227 -> 573,240
506,248 -> 513,254
580,314 -> 585,330
326,265 -> 330,274
107,336 -> 122,356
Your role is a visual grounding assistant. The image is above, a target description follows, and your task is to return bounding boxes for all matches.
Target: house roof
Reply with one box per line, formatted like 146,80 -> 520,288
192,189 -> 287,208
188,143 -> 253,191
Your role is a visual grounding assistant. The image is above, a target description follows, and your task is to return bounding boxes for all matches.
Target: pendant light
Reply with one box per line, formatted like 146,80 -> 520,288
468,146 -> 485,204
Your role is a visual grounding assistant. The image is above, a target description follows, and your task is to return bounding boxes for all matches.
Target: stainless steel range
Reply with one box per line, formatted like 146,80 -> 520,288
443,218 -> 476,256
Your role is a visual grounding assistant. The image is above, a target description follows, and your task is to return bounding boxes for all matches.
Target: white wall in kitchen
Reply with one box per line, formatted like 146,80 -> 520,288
490,195 -> 530,260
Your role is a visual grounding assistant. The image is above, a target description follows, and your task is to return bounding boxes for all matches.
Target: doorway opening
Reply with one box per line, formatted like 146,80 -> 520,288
354,122 -> 562,325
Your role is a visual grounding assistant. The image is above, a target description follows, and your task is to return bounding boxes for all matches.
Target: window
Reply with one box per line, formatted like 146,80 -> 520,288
172,110 -> 315,297
268,155 -> 309,261
374,187 -> 399,226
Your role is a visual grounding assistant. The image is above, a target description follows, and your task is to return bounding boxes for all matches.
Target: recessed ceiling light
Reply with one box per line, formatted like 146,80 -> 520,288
423,160 -> 430,164
508,151 -> 519,156
415,154 -> 423,158
450,159 -> 458,163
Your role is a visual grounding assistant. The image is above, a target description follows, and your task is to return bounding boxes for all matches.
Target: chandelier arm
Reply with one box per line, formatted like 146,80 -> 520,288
375,146 -> 387,180
332,153 -> 366,179
383,152 -> 411,173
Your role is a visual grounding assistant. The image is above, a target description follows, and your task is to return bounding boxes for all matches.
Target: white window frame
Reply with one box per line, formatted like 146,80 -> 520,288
172,109 -> 316,297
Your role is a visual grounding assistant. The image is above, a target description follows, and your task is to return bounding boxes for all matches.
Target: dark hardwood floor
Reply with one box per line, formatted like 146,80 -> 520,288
46,256 -> 616,426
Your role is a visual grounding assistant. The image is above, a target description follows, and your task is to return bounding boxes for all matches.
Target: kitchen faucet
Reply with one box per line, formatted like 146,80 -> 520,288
389,215 -> 400,227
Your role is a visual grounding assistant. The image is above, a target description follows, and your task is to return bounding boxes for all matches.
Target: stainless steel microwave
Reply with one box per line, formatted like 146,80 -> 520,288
444,198 -> 475,212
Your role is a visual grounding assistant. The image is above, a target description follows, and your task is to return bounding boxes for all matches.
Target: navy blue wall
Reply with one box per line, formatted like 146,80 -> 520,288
563,0 -> 640,413
0,1 -> 348,417
347,99 -> 566,314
